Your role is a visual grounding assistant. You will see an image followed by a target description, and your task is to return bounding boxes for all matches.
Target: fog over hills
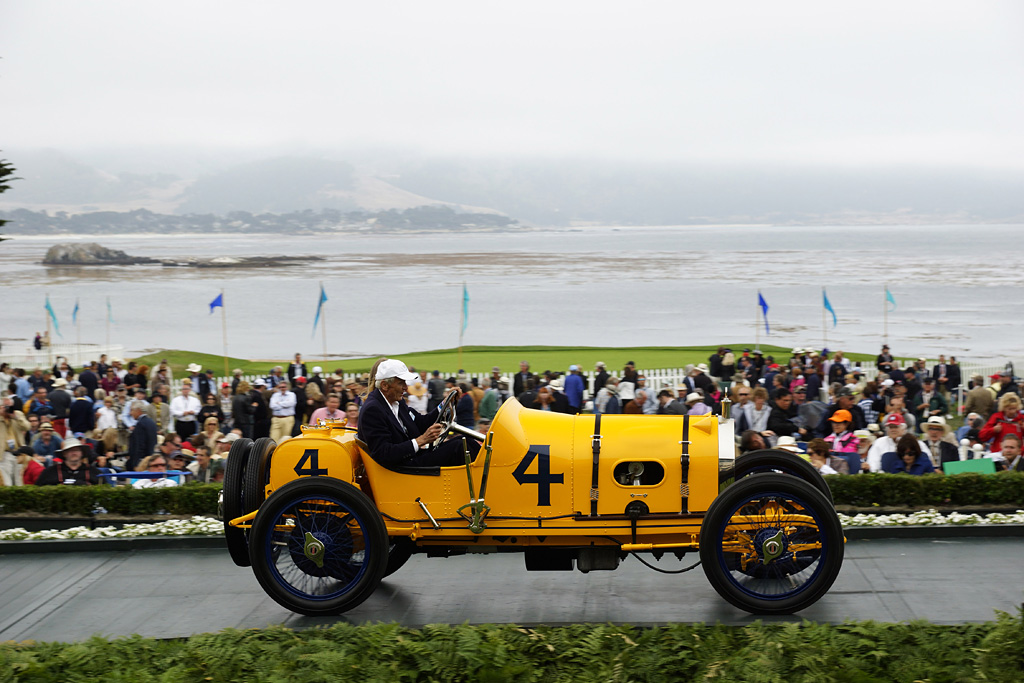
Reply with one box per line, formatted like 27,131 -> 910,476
2,147 -> 1022,227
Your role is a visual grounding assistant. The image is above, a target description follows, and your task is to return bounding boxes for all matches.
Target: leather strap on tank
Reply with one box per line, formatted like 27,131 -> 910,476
679,414 -> 690,513
590,413 -> 602,516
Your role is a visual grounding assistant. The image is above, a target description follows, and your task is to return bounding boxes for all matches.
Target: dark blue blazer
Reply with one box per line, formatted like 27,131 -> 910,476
358,389 -> 439,467
68,398 -> 95,435
127,414 -> 158,471
881,451 -> 935,475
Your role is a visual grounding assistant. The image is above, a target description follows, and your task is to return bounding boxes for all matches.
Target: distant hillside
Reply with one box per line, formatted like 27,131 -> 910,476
2,149 -> 1023,226
386,159 -> 1024,226
1,148 -> 187,212
175,157 -> 357,213
0,151 -> 507,217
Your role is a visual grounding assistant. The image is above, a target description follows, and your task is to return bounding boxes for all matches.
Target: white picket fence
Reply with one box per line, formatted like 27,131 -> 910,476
169,359 -> 1022,408
167,368 -> 695,399
0,343 -> 127,369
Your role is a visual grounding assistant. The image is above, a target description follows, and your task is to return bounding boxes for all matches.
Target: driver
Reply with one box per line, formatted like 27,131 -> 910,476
358,359 -> 480,467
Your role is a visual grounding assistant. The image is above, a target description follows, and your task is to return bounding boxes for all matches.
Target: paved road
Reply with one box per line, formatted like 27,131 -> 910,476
2,537 -> 1022,642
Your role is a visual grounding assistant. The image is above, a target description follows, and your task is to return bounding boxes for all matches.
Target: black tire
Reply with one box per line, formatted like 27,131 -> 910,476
222,437 -> 255,567
699,472 -> 844,615
727,449 -> 834,504
248,477 -> 388,616
243,437 -> 277,514
384,538 -> 415,578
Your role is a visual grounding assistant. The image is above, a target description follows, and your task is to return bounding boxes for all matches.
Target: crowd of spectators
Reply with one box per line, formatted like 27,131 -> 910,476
1,345 -> 1019,488
719,344 -> 1022,476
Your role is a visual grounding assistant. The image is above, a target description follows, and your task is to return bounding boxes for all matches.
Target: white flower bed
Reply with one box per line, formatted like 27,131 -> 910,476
2,510 -> 1024,541
838,509 -> 1024,527
0,516 -> 222,541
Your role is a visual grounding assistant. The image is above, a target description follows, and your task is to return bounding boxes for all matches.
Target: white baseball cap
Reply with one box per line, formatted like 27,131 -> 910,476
375,359 -> 418,382
312,366 -> 323,374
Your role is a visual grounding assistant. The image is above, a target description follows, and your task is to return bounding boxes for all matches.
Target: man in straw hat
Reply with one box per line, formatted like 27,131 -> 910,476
921,416 -> 958,469
405,377 -> 429,415
359,358 -> 479,468
30,422 -> 63,461
35,437 -> 100,486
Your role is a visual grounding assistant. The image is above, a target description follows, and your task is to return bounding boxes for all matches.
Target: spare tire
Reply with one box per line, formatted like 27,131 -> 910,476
243,437 -> 277,514
222,437 -> 255,566
724,449 -> 834,504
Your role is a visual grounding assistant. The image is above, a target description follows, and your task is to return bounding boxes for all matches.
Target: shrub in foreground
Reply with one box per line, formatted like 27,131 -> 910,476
2,613 -> 1024,682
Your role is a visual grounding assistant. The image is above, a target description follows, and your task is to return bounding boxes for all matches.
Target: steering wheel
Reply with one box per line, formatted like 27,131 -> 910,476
431,390 -> 459,449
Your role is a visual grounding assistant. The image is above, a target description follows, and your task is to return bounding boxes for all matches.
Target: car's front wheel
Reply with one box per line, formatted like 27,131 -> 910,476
248,477 -> 388,616
699,472 -> 843,614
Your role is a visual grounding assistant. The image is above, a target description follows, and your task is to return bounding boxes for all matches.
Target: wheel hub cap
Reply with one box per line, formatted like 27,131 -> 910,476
757,528 -> 786,564
303,532 -> 326,568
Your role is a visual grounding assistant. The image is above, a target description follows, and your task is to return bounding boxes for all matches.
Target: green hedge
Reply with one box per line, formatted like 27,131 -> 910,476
827,472 -> 1024,508
3,474 -> 1024,517
2,616 -> 1023,682
0,483 -> 221,516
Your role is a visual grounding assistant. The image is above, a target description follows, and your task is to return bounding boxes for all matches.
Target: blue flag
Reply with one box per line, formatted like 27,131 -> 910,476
45,295 -> 63,338
106,296 -> 114,324
823,289 -> 837,328
462,283 -> 470,334
758,291 -> 769,335
312,284 -> 328,335
885,287 -> 897,311
72,298 -> 79,325
209,293 -> 223,314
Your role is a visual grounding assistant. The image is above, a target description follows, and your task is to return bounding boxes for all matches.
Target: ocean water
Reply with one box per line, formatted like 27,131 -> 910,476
0,224 -> 1022,361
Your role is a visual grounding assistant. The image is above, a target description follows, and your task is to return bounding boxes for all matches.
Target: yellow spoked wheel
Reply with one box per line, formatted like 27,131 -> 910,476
248,478 -> 388,616
700,472 -> 843,614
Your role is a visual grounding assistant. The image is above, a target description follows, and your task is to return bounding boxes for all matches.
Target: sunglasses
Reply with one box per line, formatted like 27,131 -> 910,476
151,463 -> 167,468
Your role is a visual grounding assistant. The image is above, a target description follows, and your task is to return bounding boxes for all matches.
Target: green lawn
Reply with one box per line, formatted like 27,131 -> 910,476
131,343 -> 882,377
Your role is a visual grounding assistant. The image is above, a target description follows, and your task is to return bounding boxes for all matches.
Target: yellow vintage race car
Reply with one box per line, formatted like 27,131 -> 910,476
223,393 -> 844,617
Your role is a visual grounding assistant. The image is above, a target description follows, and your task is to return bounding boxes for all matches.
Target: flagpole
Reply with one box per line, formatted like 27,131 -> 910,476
45,293 -> 52,368
75,306 -> 81,362
754,295 -> 760,352
458,281 -> 465,370
883,284 -> 888,345
319,281 -> 328,362
220,288 -> 229,378
822,287 -> 828,351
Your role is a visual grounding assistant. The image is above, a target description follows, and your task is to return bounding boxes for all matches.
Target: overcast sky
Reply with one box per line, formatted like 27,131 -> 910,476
2,1 -> 1023,168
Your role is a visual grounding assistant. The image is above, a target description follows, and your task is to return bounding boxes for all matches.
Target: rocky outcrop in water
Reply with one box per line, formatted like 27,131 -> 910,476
42,242 -> 321,268
43,242 -> 157,265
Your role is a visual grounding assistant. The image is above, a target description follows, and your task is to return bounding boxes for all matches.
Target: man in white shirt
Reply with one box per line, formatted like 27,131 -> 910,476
110,358 -> 128,381
169,383 -> 202,440
269,380 -> 297,443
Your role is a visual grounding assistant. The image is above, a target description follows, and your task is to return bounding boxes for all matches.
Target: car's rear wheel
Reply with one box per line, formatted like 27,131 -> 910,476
699,472 -> 843,614
248,477 -> 388,616
243,437 -> 277,513
726,449 -> 834,503
222,437 -> 254,567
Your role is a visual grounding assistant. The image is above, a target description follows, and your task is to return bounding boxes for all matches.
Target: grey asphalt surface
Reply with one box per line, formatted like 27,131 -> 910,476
2,537 -> 1022,642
